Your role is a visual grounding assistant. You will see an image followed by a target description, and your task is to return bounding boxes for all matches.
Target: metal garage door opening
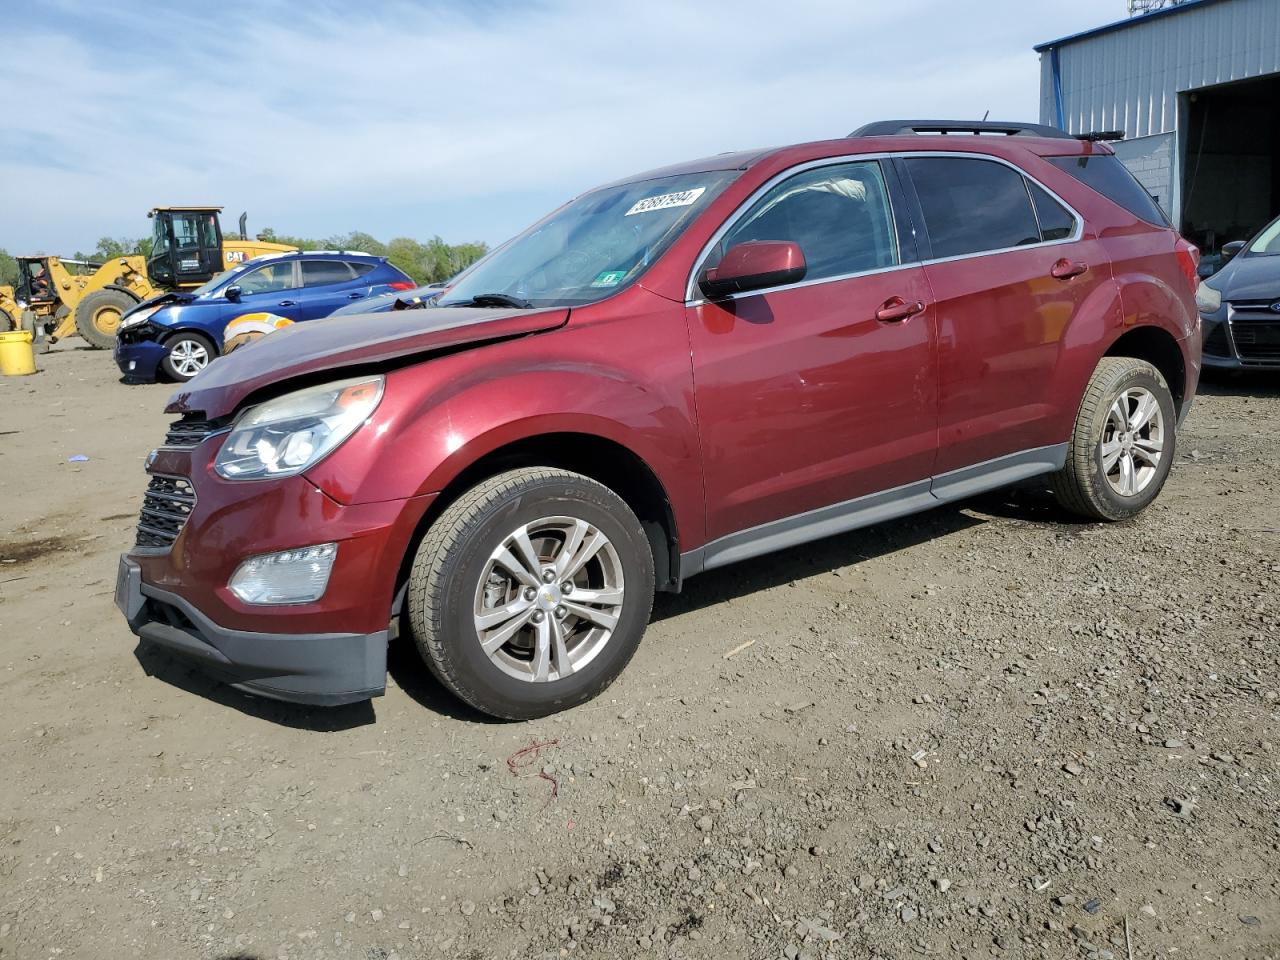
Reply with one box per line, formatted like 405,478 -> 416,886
1181,73 -> 1280,260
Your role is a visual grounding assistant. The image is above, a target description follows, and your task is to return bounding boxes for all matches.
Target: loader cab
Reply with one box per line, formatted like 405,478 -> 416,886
147,207 -> 224,290
17,256 -> 55,303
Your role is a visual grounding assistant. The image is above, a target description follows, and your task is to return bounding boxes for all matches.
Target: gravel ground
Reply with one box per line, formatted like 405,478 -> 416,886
1,344 -> 1277,960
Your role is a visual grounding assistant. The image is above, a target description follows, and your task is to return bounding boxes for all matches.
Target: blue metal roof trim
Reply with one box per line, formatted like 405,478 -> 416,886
1034,0 -> 1229,52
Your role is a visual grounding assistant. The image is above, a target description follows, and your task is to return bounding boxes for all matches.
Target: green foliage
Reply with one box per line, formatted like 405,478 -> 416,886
68,236 -> 154,264
0,248 -> 17,288
255,229 -> 487,285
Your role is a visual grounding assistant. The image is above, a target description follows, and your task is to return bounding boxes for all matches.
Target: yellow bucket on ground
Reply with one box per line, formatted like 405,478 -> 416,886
0,330 -> 37,376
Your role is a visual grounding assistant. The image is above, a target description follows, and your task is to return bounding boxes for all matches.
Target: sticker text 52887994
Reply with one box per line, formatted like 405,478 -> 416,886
625,187 -> 706,217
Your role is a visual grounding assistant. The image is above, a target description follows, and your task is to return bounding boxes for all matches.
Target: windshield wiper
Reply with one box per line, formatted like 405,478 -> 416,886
448,292 -> 532,309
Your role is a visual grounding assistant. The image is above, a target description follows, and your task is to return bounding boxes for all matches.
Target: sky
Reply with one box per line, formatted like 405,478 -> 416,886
1,0 -> 1125,254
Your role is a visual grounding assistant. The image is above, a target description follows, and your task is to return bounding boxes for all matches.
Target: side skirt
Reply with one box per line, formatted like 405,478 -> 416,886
678,443 -> 1067,579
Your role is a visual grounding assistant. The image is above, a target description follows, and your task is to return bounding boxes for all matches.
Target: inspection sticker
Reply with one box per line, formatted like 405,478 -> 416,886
590,270 -> 628,288
625,186 -> 706,216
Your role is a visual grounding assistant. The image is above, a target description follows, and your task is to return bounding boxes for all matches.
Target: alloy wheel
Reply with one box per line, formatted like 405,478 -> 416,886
1100,386 -> 1164,497
472,515 -> 625,683
169,339 -> 210,378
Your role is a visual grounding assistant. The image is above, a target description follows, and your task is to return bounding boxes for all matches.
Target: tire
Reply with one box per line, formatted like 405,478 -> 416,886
75,288 -> 138,349
19,310 -> 50,355
160,331 -> 216,382
1051,357 -> 1176,521
407,468 -> 655,720
0,307 -> 15,332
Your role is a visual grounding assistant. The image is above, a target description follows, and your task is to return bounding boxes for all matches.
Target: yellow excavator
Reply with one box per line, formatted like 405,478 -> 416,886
18,207 -> 294,350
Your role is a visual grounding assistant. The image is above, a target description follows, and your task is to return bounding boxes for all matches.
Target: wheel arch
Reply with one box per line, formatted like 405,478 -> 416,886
1103,324 -> 1187,411
391,431 -> 683,621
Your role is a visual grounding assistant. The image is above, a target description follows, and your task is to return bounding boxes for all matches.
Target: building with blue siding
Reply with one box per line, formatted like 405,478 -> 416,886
1037,0 -> 1280,258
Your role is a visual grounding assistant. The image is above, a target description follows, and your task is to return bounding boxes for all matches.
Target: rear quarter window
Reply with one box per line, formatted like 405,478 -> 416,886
1048,154 -> 1168,226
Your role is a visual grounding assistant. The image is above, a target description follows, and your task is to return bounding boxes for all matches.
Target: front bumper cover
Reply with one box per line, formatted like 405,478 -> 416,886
117,555 -> 387,706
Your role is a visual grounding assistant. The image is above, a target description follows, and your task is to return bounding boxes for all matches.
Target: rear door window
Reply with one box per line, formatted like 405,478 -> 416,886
1027,182 -> 1077,242
905,157 -> 1041,258
301,260 -> 356,287
1047,154 -> 1168,225
707,160 -> 899,284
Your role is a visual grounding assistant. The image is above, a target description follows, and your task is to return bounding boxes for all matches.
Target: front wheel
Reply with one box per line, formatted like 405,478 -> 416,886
75,288 -> 138,349
1051,357 -> 1176,521
407,468 -> 655,720
160,332 -> 215,381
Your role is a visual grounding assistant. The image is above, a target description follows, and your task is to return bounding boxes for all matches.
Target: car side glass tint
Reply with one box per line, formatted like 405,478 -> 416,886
350,262 -> 377,277
301,261 -> 355,287
905,157 -> 1041,259
711,160 -> 899,284
1047,154 -> 1168,226
237,262 -> 297,294
1028,181 -> 1076,242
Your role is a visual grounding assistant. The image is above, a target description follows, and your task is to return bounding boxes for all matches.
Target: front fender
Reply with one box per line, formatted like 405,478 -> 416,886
306,308 -> 704,547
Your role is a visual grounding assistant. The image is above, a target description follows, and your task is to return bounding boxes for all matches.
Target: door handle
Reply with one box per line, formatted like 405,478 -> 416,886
347,292 -> 364,299
1051,259 -> 1089,280
875,297 -> 926,322
277,299 -> 297,307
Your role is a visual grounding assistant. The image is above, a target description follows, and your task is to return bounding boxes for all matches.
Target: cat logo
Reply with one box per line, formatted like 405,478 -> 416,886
226,251 -> 247,264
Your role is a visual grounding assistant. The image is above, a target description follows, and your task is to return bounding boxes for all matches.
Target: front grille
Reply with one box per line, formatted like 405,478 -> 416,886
1202,322 -> 1231,358
163,414 -> 217,448
1232,321 -> 1280,362
136,475 -> 196,548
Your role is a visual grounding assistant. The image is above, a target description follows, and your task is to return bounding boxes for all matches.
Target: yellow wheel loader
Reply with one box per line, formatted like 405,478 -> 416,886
0,285 -> 19,331
23,207 -> 294,350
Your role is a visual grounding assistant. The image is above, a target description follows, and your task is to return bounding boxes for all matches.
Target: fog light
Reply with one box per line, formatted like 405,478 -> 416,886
228,543 -> 337,605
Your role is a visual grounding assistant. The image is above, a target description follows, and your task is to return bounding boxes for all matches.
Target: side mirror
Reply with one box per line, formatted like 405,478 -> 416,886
224,285 -> 242,303
1220,240 -> 1246,262
698,241 -> 806,300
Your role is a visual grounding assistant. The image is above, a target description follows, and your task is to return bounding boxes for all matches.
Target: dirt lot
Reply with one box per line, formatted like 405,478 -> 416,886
1,343 -> 1277,960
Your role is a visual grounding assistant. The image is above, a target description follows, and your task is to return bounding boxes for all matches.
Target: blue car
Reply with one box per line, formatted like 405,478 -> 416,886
114,251 -> 415,382
1197,213 -> 1280,370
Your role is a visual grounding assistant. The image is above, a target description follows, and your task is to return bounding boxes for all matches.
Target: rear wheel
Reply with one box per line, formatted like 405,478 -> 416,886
1051,357 -> 1176,520
160,331 -> 215,381
407,468 -> 655,720
75,288 -> 137,349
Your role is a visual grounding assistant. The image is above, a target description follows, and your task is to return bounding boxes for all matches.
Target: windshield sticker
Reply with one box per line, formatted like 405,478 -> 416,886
590,270 -> 627,288
625,187 -> 706,216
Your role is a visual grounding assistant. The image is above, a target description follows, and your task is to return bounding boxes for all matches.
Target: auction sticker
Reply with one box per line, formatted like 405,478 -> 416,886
625,187 -> 706,216
590,270 -> 628,288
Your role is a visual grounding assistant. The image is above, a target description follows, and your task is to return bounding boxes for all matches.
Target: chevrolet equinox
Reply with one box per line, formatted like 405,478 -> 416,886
117,120 -> 1202,719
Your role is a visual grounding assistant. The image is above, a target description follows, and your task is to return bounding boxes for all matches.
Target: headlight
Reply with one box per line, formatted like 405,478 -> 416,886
229,543 -> 337,604
1195,282 -> 1222,314
119,305 -> 160,330
214,375 -> 384,480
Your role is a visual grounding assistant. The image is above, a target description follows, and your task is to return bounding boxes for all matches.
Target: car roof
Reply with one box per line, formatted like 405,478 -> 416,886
241,250 -> 386,264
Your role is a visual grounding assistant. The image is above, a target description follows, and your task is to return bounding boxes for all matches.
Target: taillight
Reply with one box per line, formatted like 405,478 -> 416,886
389,280 -> 415,291
1174,238 -> 1200,292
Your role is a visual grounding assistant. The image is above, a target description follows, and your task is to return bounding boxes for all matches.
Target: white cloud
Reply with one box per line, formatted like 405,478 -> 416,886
0,0 -> 1121,252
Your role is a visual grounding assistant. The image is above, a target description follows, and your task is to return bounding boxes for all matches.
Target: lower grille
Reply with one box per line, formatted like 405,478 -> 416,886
1232,321 -> 1280,363
136,475 -> 196,548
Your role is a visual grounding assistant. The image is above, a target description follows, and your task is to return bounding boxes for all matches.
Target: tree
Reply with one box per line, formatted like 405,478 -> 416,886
0,249 -> 17,288
254,228 -> 487,284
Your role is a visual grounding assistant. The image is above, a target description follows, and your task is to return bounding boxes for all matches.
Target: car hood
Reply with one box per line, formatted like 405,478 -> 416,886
1214,255 -> 1280,302
166,306 -> 569,418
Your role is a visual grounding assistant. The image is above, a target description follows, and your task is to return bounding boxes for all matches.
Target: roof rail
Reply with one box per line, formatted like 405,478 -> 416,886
1074,130 -> 1125,142
850,120 -> 1074,140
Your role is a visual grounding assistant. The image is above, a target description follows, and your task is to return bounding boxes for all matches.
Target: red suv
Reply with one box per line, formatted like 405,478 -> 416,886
117,120 -> 1201,719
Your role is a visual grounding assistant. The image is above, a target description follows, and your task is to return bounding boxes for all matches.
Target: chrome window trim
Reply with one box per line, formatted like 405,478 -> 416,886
684,150 -> 1085,306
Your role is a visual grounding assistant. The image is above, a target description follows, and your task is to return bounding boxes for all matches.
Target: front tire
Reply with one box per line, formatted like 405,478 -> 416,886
75,288 -> 138,349
160,331 -> 215,381
407,468 -> 655,720
1051,357 -> 1176,521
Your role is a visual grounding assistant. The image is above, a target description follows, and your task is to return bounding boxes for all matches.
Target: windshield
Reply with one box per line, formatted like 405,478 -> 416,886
151,216 -> 169,257
437,171 -> 737,308
1246,214 -> 1280,256
191,269 -> 236,298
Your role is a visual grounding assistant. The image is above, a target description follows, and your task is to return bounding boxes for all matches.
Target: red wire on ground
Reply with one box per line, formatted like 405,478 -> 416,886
506,738 -> 561,806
